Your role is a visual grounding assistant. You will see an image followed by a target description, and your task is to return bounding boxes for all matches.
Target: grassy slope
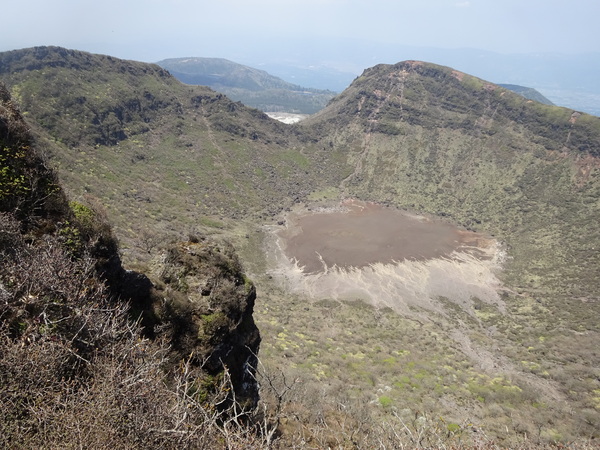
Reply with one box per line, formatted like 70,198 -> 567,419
303,61 -> 600,300
2,49 -> 600,446
0,47 -> 346,263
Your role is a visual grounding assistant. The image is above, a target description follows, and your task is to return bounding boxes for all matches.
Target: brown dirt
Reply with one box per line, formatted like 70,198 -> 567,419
266,200 -> 505,316
278,199 -> 492,274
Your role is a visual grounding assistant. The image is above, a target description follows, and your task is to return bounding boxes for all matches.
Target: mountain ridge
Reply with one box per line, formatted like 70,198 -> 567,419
158,56 -> 313,91
498,83 -> 554,105
157,56 -> 336,114
0,46 -> 343,238
233,40 -> 600,115
306,60 -> 599,155
302,60 -> 600,297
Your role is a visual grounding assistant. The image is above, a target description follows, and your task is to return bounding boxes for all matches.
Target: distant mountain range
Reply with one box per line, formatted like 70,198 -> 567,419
157,57 -> 556,117
156,57 -> 335,114
227,39 -> 600,116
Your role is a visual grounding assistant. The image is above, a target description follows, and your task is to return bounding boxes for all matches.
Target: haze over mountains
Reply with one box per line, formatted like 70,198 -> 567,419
156,57 -> 335,114
229,41 -> 600,116
155,55 -> 555,117
1,46 -> 599,447
3,0 -> 598,116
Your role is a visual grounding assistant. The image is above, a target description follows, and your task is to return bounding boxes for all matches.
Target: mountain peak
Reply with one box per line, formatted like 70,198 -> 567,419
308,59 -> 600,157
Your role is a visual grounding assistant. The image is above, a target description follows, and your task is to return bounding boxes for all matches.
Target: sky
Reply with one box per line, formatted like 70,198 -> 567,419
2,0 -> 600,66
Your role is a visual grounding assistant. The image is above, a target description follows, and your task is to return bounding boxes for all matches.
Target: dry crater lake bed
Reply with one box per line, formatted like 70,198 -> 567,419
267,199 -> 506,318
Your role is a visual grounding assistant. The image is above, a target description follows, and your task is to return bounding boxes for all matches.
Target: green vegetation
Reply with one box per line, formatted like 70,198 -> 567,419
0,145 -> 29,198
0,47 -> 346,265
69,200 -> 94,224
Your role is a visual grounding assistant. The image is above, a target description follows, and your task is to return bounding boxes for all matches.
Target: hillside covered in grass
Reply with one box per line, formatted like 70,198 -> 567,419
0,46 -> 347,262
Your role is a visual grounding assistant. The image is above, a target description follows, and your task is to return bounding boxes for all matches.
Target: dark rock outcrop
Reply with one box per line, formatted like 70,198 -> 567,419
142,239 -> 261,407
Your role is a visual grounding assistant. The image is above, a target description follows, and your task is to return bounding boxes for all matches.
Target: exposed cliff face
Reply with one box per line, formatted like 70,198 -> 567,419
150,239 -> 261,407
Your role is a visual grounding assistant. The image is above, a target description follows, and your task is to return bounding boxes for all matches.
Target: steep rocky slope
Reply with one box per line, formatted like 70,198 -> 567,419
0,83 -> 261,447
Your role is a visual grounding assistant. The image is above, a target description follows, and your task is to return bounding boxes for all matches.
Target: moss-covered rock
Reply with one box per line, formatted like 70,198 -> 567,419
148,239 -> 261,407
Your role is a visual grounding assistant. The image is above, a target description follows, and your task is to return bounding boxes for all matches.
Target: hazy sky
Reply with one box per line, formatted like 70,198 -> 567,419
2,0 -> 599,65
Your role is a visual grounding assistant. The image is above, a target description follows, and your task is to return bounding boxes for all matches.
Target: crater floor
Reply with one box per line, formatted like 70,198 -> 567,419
278,199 -> 491,273
267,199 -> 505,316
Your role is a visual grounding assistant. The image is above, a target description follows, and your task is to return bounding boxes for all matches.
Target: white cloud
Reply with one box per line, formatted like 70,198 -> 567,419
455,1 -> 470,7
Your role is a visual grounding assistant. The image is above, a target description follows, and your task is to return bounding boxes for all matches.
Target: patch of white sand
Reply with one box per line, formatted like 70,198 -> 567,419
265,112 -> 308,124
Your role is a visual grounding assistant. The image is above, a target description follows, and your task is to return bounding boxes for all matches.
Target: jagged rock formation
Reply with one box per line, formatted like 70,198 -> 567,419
151,239 -> 260,407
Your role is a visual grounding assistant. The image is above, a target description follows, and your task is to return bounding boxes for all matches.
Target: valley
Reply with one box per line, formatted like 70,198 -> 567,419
265,112 -> 308,124
156,57 -> 335,115
1,47 -> 599,448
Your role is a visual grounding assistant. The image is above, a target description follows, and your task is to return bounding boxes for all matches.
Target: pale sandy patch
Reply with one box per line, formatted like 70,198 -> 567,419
265,112 -> 308,124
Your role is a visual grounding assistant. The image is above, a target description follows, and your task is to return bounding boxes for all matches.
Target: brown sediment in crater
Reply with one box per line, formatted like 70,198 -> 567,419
278,199 -> 493,274
267,199 -> 505,327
